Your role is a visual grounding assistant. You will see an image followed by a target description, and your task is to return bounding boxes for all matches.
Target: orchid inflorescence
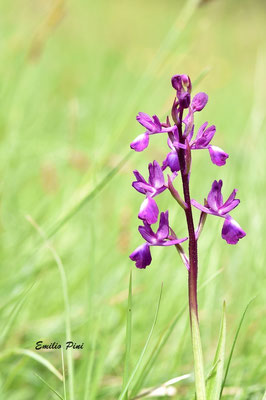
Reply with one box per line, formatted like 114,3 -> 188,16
129,74 -> 246,270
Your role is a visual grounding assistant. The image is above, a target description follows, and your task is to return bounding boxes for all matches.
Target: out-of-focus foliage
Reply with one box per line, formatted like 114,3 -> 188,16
0,0 -> 265,398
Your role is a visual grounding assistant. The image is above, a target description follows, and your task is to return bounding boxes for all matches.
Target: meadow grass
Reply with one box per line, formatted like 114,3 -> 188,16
0,0 -> 265,398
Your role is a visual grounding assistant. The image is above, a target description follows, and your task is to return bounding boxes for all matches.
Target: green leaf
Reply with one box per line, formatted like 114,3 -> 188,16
122,269 -> 133,400
130,268 -> 223,398
35,373 -> 64,400
118,283 -> 163,400
130,305 -> 186,398
220,297 -> 255,397
191,310 -> 206,400
206,302 -> 226,400
0,348 -> 63,381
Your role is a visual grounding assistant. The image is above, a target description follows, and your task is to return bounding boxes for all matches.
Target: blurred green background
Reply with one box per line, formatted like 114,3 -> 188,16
0,0 -> 265,398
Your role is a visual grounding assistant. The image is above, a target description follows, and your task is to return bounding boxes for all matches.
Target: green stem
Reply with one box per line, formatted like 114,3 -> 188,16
175,109 -> 206,399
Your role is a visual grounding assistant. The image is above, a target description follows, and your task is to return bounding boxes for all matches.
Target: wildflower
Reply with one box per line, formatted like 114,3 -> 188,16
132,160 -> 176,224
129,211 -> 187,269
130,113 -> 174,152
190,122 -> 229,166
191,180 -> 246,244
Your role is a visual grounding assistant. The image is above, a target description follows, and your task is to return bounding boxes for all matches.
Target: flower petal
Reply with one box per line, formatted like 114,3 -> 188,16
207,180 -> 223,211
136,112 -> 155,131
156,211 -> 169,241
148,160 -> 165,189
129,243 -> 152,269
194,123 -> 216,148
220,199 -> 240,215
130,133 -> 149,152
162,151 -> 180,173
191,199 -> 214,214
191,92 -> 208,112
208,145 -> 229,166
132,181 -> 154,195
138,221 -> 157,244
219,189 -> 240,214
138,197 -> 159,224
161,237 -> 187,246
152,115 -> 162,131
221,217 -> 246,245
133,170 -> 147,184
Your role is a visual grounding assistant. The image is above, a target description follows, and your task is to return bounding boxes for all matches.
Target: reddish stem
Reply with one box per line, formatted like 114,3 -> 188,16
176,109 -> 198,319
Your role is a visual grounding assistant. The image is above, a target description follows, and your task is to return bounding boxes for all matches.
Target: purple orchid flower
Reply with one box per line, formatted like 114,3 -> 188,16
191,180 -> 246,244
133,160 -> 174,224
129,211 -> 187,269
190,122 -> 229,166
130,112 -> 174,152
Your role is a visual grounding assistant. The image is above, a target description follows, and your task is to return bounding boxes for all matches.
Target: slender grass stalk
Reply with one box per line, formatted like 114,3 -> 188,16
35,373 -> 64,400
122,270 -> 132,399
26,216 -> 74,400
220,297 -> 255,397
83,328 -> 97,400
118,284 -> 163,400
61,348 -> 67,400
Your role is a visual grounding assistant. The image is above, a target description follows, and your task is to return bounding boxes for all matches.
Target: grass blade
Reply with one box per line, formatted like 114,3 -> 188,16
130,305 -> 186,397
118,283 -> 163,400
0,283 -> 34,346
191,310 -> 206,400
61,348 -> 67,400
84,325 -> 99,400
130,268 -> 223,398
0,348 -> 63,381
35,373 -> 64,400
220,298 -> 255,397
26,216 -> 74,400
122,270 -> 133,399
206,302 -> 226,400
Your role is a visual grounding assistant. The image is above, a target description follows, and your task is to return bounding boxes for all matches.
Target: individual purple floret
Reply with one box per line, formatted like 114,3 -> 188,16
190,122 -> 229,166
129,211 -> 187,269
191,180 -> 246,244
130,112 -> 174,152
133,160 -> 175,224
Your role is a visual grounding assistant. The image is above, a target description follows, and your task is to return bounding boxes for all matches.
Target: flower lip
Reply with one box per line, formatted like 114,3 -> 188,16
129,243 -> 152,269
130,133 -> 149,152
222,217 -> 246,245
